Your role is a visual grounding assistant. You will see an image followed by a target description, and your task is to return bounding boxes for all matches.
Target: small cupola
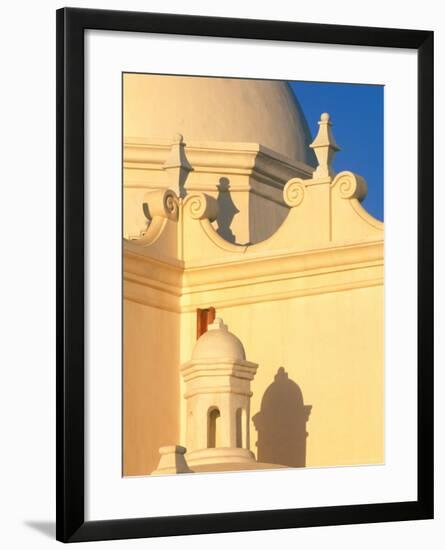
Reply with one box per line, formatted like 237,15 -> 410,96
181,318 -> 258,467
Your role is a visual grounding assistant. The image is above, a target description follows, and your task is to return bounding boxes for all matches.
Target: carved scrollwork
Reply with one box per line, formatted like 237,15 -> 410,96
183,192 -> 219,221
164,192 -> 178,217
283,178 -> 305,208
143,189 -> 179,221
332,171 -> 368,201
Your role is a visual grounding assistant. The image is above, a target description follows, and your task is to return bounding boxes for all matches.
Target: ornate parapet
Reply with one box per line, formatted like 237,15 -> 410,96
124,135 -> 314,244
123,113 -> 384,312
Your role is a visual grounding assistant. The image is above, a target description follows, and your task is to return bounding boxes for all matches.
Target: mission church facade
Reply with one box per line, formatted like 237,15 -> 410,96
123,74 -> 384,476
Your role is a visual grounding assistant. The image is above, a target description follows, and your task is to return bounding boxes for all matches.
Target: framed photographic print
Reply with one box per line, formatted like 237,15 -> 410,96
56,7 -> 434,543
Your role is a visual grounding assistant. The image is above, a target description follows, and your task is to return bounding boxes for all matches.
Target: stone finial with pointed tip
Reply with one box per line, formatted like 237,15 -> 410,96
310,113 -> 340,179
162,133 -> 192,197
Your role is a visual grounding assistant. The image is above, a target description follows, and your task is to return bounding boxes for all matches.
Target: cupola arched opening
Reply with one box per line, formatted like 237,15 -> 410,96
207,407 -> 221,448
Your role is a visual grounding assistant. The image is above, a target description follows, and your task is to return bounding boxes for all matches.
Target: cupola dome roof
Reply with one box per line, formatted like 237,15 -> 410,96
192,318 -> 246,362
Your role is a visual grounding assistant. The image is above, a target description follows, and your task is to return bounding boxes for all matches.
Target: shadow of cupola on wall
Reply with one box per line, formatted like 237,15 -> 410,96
215,177 -> 239,243
252,367 -> 312,468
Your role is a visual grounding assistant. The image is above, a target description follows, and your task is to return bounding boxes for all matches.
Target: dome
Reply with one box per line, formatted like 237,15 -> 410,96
123,74 -> 315,165
192,318 -> 246,361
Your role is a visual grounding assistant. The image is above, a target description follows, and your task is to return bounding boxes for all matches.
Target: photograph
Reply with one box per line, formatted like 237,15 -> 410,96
122,73 -> 385,477
0,1 -> 437,547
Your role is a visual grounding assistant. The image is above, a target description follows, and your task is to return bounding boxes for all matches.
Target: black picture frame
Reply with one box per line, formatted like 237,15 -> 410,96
56,7 -> 434,543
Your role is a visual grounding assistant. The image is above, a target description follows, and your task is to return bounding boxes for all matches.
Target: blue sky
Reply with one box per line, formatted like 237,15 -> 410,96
289,81 -> 384,221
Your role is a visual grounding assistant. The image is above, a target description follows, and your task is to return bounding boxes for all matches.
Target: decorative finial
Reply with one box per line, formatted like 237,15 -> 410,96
162,133 -> 192,197
208,318 -> 228,331
310,112 -> 340,179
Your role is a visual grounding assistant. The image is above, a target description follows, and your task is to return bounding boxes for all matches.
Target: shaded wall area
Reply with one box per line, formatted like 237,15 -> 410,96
123,300 -> 180,476
218,285 -> 384,468
253,367 -> 311,467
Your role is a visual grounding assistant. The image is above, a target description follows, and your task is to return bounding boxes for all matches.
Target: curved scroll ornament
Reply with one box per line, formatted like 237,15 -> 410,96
143,189 -> 179,221
332,171 -> 368,201
283,178 -> 305,208
183,192 -> 219,222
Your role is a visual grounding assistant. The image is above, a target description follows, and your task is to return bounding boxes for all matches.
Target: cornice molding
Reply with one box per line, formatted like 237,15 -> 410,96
124,240 -> 384,313
124,138 -> 314,185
